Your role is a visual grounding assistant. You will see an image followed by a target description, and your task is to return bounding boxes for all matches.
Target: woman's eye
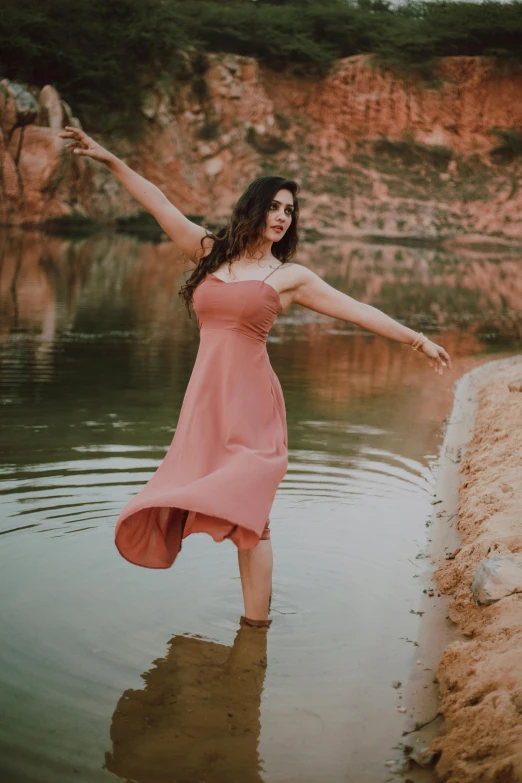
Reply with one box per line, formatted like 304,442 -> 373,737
285,209 -> 293,215
269,203 -> 277,210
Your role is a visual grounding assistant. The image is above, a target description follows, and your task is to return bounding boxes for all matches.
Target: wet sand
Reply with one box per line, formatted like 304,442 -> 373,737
402,356 -> 522,782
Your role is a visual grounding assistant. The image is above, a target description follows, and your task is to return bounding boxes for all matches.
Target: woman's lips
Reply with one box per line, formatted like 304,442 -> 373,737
272,226 -> 284,233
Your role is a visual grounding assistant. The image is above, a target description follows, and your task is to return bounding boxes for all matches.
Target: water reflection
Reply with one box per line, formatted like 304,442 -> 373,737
1,228 -> 521,447
105,627 -> 268,783
2,230 -> 522,346
0,229 -> 521,783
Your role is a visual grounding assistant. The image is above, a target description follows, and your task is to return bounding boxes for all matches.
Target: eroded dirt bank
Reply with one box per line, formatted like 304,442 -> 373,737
4,55 -> 522,243
429,358 -> 522,782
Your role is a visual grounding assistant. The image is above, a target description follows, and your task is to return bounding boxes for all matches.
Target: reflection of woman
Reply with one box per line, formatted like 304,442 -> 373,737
60,127 -> 451,626
104,626 -> 268,783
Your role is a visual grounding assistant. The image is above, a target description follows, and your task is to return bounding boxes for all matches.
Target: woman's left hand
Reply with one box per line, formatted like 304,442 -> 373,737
421,340 -> 452,375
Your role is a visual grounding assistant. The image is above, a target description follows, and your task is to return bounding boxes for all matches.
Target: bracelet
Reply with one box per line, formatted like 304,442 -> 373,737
411,332 -> 428,351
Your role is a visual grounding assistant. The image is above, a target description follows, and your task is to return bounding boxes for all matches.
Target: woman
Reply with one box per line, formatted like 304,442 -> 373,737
60,126 -> 452,627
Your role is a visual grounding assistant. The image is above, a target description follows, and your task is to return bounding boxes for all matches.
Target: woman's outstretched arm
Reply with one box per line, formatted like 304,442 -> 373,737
58,126 -> 212,264
285,264 -> 451,375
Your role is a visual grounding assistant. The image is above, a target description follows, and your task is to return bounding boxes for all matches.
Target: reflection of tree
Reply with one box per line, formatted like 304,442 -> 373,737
104,626 -> 268,783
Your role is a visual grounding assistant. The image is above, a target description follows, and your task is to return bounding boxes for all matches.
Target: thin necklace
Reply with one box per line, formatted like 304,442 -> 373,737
235,258 -> 281,269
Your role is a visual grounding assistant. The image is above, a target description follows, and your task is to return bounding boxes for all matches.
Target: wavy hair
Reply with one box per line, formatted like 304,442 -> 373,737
179,176 -> 300,314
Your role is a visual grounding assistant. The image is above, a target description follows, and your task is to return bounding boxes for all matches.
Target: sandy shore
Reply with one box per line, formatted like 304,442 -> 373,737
417,357 -> 522,783
400,356 -> 522,782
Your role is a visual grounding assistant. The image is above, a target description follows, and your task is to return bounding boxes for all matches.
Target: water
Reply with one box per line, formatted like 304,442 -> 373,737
1,230 -> 521,783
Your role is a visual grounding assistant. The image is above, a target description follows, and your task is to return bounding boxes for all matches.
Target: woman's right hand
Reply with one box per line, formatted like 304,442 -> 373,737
58,126 -> 114,165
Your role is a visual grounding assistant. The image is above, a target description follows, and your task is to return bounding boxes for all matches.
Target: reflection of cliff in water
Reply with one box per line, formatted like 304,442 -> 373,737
104,626 -> 268,783
2,232 -> 521,338
303,240 -> 522,334
1,232 -> 521,409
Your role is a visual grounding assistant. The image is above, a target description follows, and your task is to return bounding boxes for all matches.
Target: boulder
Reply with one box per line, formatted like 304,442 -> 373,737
0,80 -> 38,138
471,554 -> 522,605
7,125 -> 70,218
204,155 -> 224,177
39,85 -> 64,129
409,746 -> 440,769
59,99 -> 82,129
1,150 -> 20,201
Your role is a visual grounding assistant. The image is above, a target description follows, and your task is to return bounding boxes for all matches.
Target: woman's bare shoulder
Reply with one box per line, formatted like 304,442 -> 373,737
190,231 -> 216,266
281,262 -> 316,285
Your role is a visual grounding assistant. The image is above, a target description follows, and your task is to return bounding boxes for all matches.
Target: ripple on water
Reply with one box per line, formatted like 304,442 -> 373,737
0,452 -> 167,538
0,435 -> 431,536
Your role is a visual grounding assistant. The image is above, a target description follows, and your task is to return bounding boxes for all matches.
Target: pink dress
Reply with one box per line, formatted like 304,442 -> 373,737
114,266 -> 288,568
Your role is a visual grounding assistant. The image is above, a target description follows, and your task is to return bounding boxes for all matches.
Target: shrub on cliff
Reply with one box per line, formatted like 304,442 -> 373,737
373,0 -> 522,70
488,128 -> 522,163
180,0 -> 522,71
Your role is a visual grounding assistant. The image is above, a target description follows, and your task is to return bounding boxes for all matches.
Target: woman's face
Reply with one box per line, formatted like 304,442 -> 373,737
264,188 -> 295,242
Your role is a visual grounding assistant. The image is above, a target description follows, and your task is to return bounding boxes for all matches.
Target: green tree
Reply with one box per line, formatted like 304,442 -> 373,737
2,0 -> 521,133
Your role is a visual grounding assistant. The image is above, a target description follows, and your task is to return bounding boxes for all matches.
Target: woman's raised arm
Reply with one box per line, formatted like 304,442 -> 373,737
58,126 -> 213,264
284,265 -> 452,375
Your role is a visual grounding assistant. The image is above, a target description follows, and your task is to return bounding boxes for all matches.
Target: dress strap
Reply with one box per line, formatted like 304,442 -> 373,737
263,263 -> 291,283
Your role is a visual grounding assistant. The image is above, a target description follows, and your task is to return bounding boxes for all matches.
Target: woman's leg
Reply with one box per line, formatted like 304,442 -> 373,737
237,538 -> 273,621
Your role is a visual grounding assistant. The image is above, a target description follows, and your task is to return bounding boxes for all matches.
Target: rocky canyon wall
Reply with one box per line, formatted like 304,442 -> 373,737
2,55 -> 522,242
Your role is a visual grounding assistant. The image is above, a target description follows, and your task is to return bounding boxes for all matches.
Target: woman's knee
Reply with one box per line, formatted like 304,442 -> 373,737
260,519 -> 271,541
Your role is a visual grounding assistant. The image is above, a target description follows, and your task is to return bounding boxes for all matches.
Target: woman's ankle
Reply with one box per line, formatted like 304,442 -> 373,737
240,615 -> 272,628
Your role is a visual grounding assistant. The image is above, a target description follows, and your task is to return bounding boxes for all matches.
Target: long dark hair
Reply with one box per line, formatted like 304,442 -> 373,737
179,176 -> 300,314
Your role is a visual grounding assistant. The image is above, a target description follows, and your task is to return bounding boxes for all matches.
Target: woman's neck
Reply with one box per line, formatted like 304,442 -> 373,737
238,241 -> 277,267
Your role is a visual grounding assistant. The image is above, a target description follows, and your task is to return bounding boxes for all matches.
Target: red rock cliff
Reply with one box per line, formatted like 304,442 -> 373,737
2,55 -> 522,242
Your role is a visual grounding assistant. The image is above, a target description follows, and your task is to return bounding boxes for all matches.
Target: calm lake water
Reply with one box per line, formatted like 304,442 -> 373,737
1,230 -> 521,783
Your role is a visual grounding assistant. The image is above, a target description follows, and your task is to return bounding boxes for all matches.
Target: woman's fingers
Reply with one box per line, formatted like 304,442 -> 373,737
433,350 -> 444,374
59,128 -> 81,140
436,349 -> 449,374
59,127 -> 93,148
58,126 -> 110,164
437,347 -> 451,371
64,125 -> 87,139
59,132 -> 85,146
59,127 -> 99,158
421,340 -> 452,375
